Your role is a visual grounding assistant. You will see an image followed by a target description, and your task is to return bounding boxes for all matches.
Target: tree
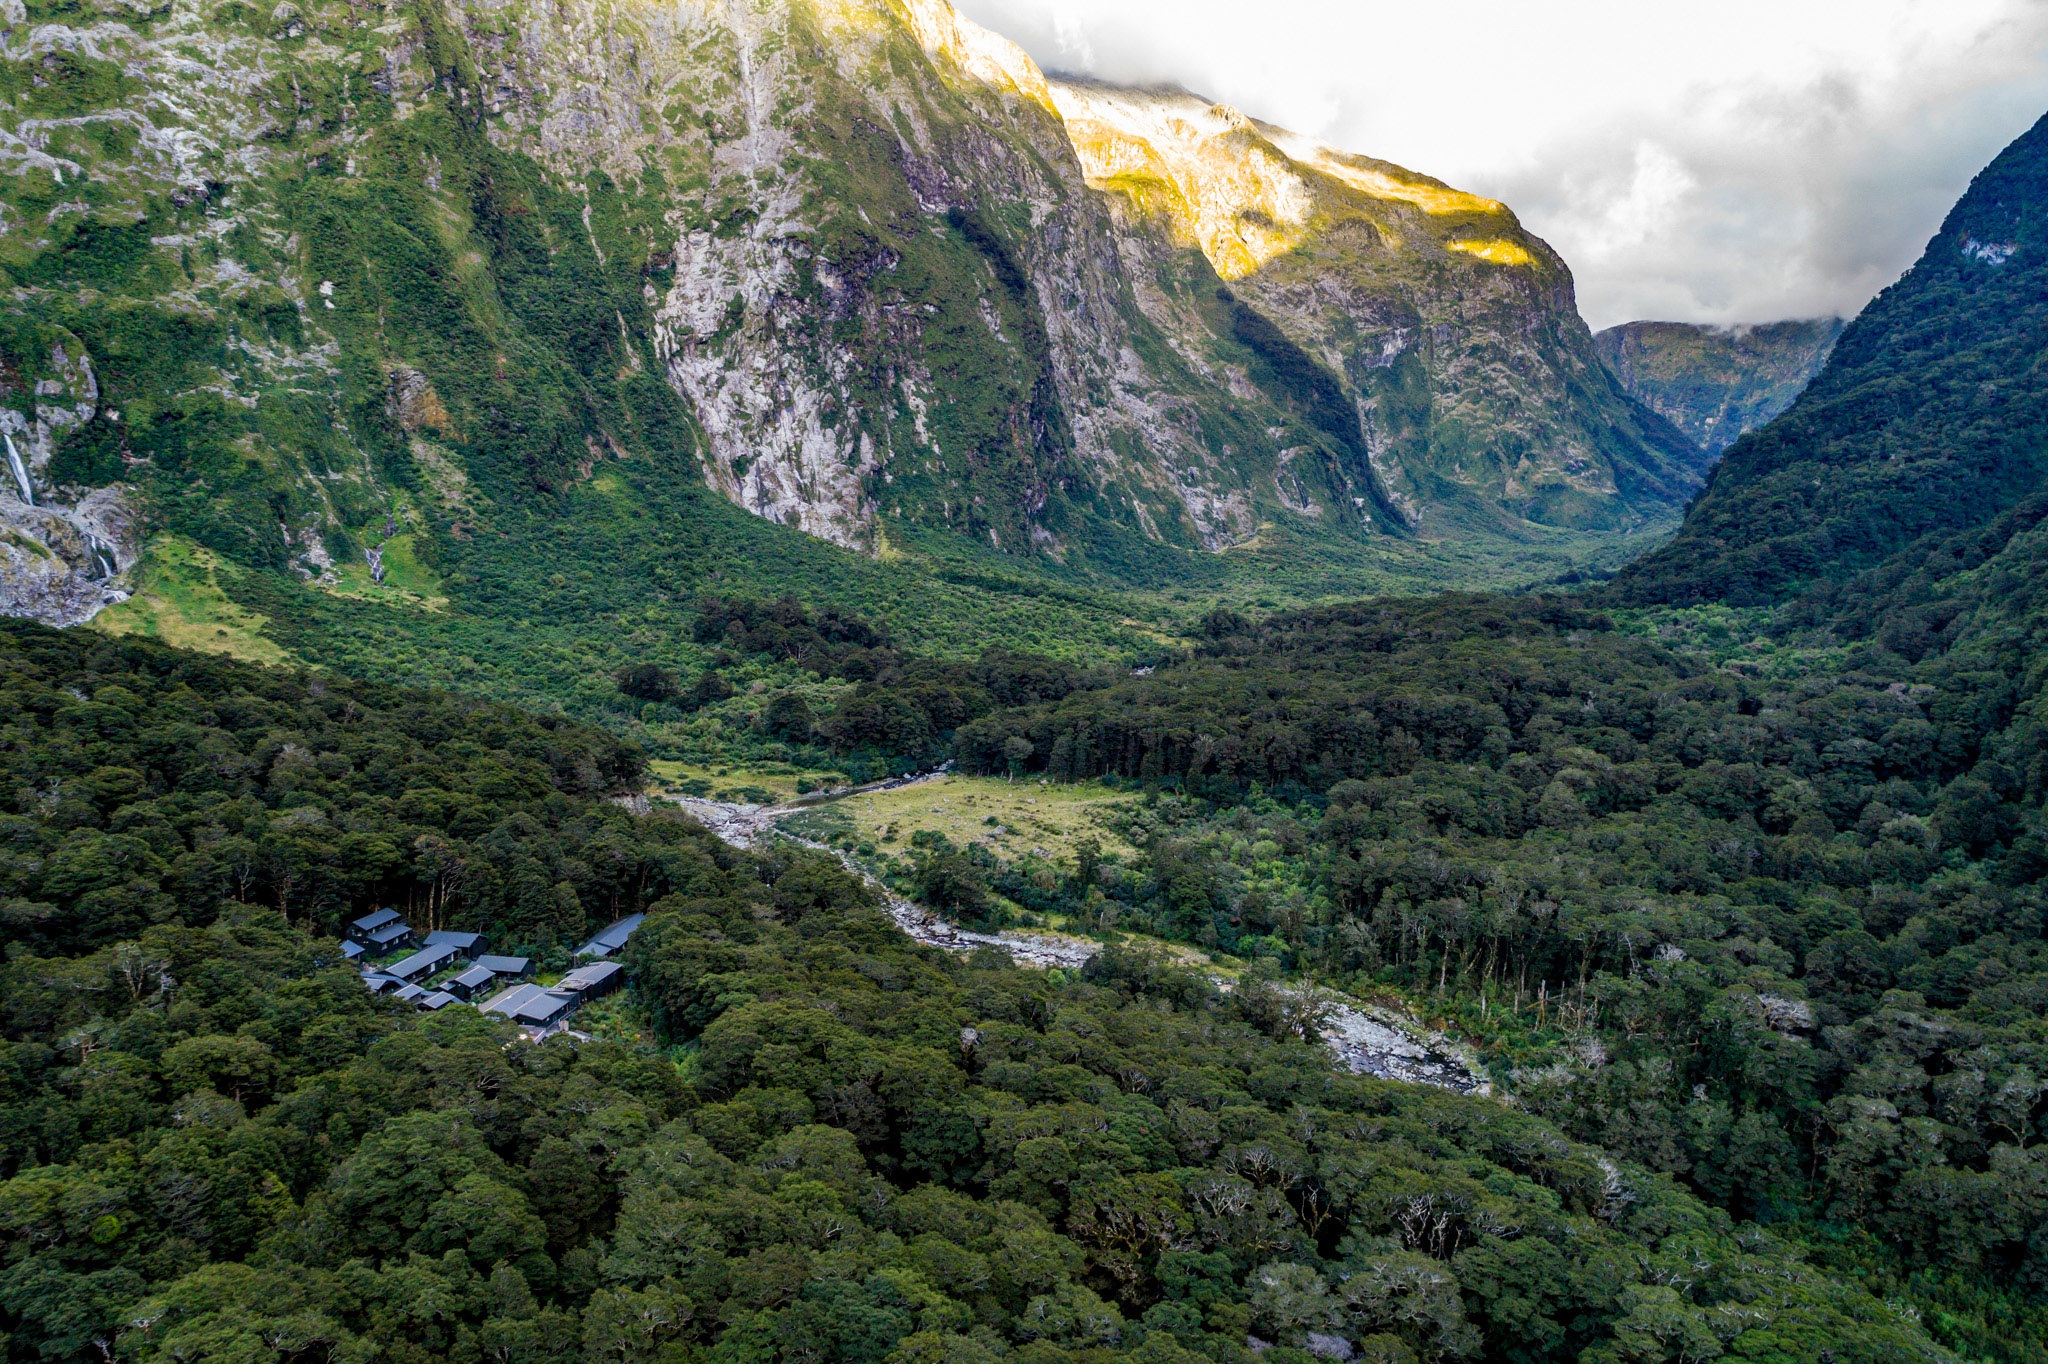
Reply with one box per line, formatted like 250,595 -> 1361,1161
615,663 -> 681,703
1004,736 -> 1034,782
764,692 -> 815,744
161,1034 -> 279,1107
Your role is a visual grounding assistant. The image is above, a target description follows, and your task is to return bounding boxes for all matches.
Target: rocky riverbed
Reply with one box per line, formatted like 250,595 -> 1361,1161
1317,1001 -> 1487,1092
669,784 -> 1487,1094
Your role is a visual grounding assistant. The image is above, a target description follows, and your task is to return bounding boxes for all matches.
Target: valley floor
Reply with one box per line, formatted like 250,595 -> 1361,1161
664,771 -> 1488,1093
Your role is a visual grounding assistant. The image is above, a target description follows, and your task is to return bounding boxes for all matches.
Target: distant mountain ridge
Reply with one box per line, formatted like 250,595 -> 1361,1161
0,0 -> 1709,637
1612,111 -> 2048,606
1594,317 -> 1844,456
1049,79 -> 1706,536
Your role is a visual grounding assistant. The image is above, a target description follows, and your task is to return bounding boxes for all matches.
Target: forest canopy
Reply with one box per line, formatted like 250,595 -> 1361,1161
680,575 -> 2048,1363
0,622 -> 1965,1364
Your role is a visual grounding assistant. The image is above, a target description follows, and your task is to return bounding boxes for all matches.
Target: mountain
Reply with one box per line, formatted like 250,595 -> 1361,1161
0,0 -> 1702,642
1593,316 -> 1844,456
1613,112 -> 2048,605
1049,80 -> 1705,535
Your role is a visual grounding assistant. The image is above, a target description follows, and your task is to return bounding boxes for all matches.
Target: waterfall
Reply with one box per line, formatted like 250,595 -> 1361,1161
3,431 -> 31,506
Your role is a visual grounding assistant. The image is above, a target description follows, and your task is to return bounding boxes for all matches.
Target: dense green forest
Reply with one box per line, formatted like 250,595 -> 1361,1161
17,141 -> 2048,1354
659,567 -> 2044,1361
2,7 -> 2045,1359
0,622 -> 1963,1363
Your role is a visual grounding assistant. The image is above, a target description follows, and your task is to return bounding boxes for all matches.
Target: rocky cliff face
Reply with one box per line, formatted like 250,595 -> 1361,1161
0,0 -> 1702,626
1594,318 -> 1844,456
505,0 -> 1258,555
0,329 -> 137,623
1049,80 -> 1705,535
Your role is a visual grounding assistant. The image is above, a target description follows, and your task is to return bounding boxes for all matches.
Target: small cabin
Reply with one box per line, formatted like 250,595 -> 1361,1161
474,955 -> 532,980
425,930 -> 487,959
446,964 -> 499,1001
479,982 -> 579,1030
557,960 -> 625,1002
347,909 -> 416,954
575,913 -> 646,959
385,941 -> 462,983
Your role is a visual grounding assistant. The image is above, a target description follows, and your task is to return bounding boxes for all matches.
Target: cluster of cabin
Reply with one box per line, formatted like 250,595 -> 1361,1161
473,962 -> 625,1032
343,908 -> 645,1037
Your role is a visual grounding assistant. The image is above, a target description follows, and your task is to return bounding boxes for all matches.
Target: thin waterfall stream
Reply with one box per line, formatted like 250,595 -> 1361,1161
4,431 -> 32,505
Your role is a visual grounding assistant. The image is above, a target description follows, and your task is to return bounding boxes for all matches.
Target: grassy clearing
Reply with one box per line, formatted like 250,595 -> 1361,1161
94,535 -> 292,665
317,532 -> 450,611
792,773 -> 1138,861
647,759 -> 852,804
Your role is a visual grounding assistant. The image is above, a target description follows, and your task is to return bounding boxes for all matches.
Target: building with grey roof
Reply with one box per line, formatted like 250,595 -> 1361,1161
385,940 -> 462,982
348,908 -> 400,939
425,930 -> 487,958
348,909 -> 416,953
575,913 -> 645,959
474,955 -> 531,978
363,922 -> 416,953
479,982 -> 579,1030
446,964 -> 499,1001
557,960 -> 625,1001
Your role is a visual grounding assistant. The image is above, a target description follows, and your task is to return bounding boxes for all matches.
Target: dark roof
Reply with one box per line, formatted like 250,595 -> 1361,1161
558,961 -> 624,993
426,930 -> 484,951
452,964 -> 497,992
386,941 -> 461,981
351,908 -> 401,933
480,982 -> 578,1026
362,973 -> 404,993
418,991 -> 460,1011
576,913 -> 646,958
340,940 -> 365,959
394,983 -> 427,1002
480,982 -> 542,1014
475,955 -> 530,975
365,922 -> 414,947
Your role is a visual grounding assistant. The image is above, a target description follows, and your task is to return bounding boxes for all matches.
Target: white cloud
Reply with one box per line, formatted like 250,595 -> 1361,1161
951,0 -> 2048,327
1573,143 -> 1699,258
1047,1 -> 1093,65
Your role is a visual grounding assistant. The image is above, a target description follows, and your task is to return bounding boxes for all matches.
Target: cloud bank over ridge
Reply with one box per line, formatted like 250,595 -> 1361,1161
955,0 -> 2048,328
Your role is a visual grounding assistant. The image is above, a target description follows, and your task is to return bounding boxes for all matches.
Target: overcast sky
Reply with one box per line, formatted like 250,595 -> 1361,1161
953,0 -> 2048,329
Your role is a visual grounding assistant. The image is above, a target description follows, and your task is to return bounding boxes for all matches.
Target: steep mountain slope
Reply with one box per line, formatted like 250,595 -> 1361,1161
1050,80 -> 1706,535
1594,317 -> 1844,455
0,0 -> 1704,639
0,0 -> 1268,584
1613,112 -> 2048,605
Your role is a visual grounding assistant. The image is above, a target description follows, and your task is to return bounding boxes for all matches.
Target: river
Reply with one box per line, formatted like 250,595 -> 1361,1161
667,778 -> 1487,1094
